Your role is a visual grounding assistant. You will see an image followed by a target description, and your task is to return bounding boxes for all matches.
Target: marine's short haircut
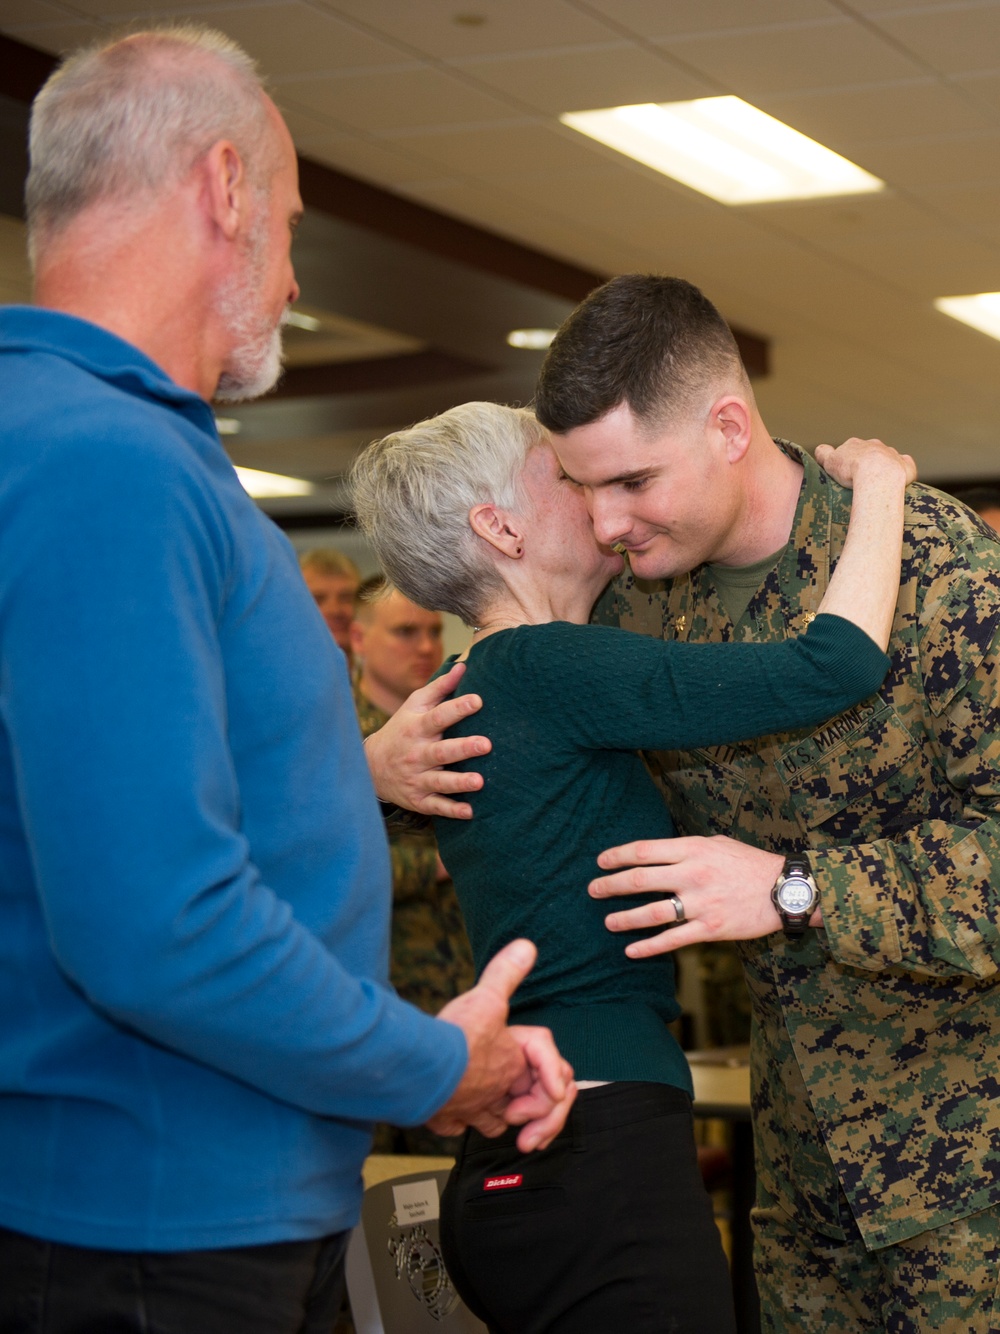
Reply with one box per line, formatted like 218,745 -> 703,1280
298,547 -> 361,583
353,574 -> 390,622
26,26 -> 271,264
350,402 -> 547,627
534,274 -> 749,435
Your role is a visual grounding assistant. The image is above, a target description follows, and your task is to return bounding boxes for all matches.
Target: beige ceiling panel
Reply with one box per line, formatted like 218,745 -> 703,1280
293,130 -> 446,188
390,175 -> 656,277
760,81 -> 991,152
908,181 -> 1000,236
747,191 -> 938,244
454,42 -> 712,115
657,20 -> 925,97
577,0 -> 840,41
273,65 -> 521,133
846,0 -> 986,11
313,0 -> 616,60
188,5 -> 410,78
951,70 -> 1000,118
860,131 -> 1000,187
871,4 -> 1000,76
383,120 -> 615,177
800,229 -> 1000,300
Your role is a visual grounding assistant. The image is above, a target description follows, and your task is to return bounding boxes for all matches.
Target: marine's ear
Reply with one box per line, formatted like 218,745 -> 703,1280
469,503 -> 525,558
708,395 -> 752,464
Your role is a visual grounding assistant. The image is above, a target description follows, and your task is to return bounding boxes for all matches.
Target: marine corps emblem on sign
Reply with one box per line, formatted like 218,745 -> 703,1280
387,1220 -> 460,1322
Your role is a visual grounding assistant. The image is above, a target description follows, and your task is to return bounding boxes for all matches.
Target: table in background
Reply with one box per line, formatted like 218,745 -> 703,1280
689,1046 -> 759,1334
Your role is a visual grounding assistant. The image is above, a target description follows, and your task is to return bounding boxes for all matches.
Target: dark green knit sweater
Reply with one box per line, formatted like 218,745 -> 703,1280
435,613 -> 889,1090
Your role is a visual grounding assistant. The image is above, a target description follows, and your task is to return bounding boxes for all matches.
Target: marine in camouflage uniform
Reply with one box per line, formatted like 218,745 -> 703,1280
354,684 -> 475,1157
595,443 -> 1000,1332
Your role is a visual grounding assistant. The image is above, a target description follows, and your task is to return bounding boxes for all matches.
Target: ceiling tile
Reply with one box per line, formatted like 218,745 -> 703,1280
452,42 -> 712,114
377,120 -> 612,177
188,4 -> 410,78
868,2 -> 1000,73
860,129 -> 1000,186
657,19 -> 925,96
273,64 -> 522,132
950,69 -> 1000,117
760,80 -> 992,152
293,129 -> 449,187
577,0 -> 841,41
907,180 -> 1000,237
802,227 -> 1000,298
311,0 -> 616,59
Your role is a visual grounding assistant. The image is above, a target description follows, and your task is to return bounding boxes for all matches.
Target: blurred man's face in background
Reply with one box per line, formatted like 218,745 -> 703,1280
302,568 -> 359,653
352,591 -> 444,714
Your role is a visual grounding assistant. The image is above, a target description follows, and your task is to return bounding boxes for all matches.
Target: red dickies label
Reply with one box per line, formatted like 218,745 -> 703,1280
483,1174 -> 523,1191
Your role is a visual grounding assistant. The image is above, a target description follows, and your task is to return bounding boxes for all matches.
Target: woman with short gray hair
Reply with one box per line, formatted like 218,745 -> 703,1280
351,404 -> 912,1334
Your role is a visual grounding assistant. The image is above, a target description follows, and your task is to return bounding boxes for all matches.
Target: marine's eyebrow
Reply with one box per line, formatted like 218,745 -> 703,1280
560,465 -> 658,487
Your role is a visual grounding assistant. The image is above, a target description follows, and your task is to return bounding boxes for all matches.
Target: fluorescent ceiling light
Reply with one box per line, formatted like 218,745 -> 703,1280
560,97 -> 885,205
507,328 -> 557,349
234,466 -> 316,498
285,309 -> 323,331
935,293 -> 1000,342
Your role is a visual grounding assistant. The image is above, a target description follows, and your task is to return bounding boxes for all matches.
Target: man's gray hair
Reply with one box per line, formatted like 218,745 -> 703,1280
27,26 -> 270,264
350,402 -> 548,626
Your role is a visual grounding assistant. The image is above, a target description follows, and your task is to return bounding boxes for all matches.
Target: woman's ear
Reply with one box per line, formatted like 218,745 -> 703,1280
469,504 -> 525,558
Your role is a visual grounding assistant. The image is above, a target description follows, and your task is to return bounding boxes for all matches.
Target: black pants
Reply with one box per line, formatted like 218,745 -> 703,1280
440,1081 -> 737,1334
0,1223 -> 348,1334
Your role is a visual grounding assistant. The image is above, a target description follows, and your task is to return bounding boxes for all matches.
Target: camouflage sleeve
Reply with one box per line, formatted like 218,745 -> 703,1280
816,553 -> 1000,980
387,828 -> 440,905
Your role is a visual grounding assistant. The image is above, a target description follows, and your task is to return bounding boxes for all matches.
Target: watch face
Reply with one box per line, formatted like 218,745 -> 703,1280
778,875 -> 813,913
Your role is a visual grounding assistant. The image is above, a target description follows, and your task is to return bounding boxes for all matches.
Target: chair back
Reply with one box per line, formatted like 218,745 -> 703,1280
345,1167 -> 487,1333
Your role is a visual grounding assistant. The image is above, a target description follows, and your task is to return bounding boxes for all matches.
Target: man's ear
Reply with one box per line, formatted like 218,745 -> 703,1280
200,139 -> 248,242
709,395 -> 752,464
469,503 -> 525,558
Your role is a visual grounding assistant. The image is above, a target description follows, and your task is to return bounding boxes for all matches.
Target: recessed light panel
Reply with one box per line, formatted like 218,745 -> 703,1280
560,97 -> 885,205
935,293 -> 1000,342
234,467 -> 315,499
507,328 -> 557,349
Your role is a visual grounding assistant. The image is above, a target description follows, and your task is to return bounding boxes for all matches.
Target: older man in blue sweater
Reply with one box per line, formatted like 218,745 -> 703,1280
0,27 -> 572,1333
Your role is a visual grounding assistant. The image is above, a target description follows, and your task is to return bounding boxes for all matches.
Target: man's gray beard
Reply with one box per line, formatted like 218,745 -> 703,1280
214,321 -> 284,403
214,219 -> 286,403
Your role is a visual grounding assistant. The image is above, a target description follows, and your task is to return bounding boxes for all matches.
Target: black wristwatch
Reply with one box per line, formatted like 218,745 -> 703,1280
771,854 -> 819,939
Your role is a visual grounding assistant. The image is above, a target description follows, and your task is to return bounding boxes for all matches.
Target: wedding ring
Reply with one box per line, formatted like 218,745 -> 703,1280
665,892 -> 686,925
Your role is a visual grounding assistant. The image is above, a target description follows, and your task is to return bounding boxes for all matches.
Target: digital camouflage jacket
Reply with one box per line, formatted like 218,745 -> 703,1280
353,686 -> 475,1016
594,443 -> 1000,1250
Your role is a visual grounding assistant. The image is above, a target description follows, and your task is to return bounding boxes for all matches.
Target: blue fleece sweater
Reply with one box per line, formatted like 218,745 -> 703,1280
0,307 -> 467,1251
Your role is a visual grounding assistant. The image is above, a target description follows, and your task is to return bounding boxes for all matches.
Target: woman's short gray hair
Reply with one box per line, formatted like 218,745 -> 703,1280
350,402 -> 549,626
27,26 -> 270,264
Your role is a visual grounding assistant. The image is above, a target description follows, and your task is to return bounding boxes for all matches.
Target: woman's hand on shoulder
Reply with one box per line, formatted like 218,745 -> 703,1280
815,437 -> 917,489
